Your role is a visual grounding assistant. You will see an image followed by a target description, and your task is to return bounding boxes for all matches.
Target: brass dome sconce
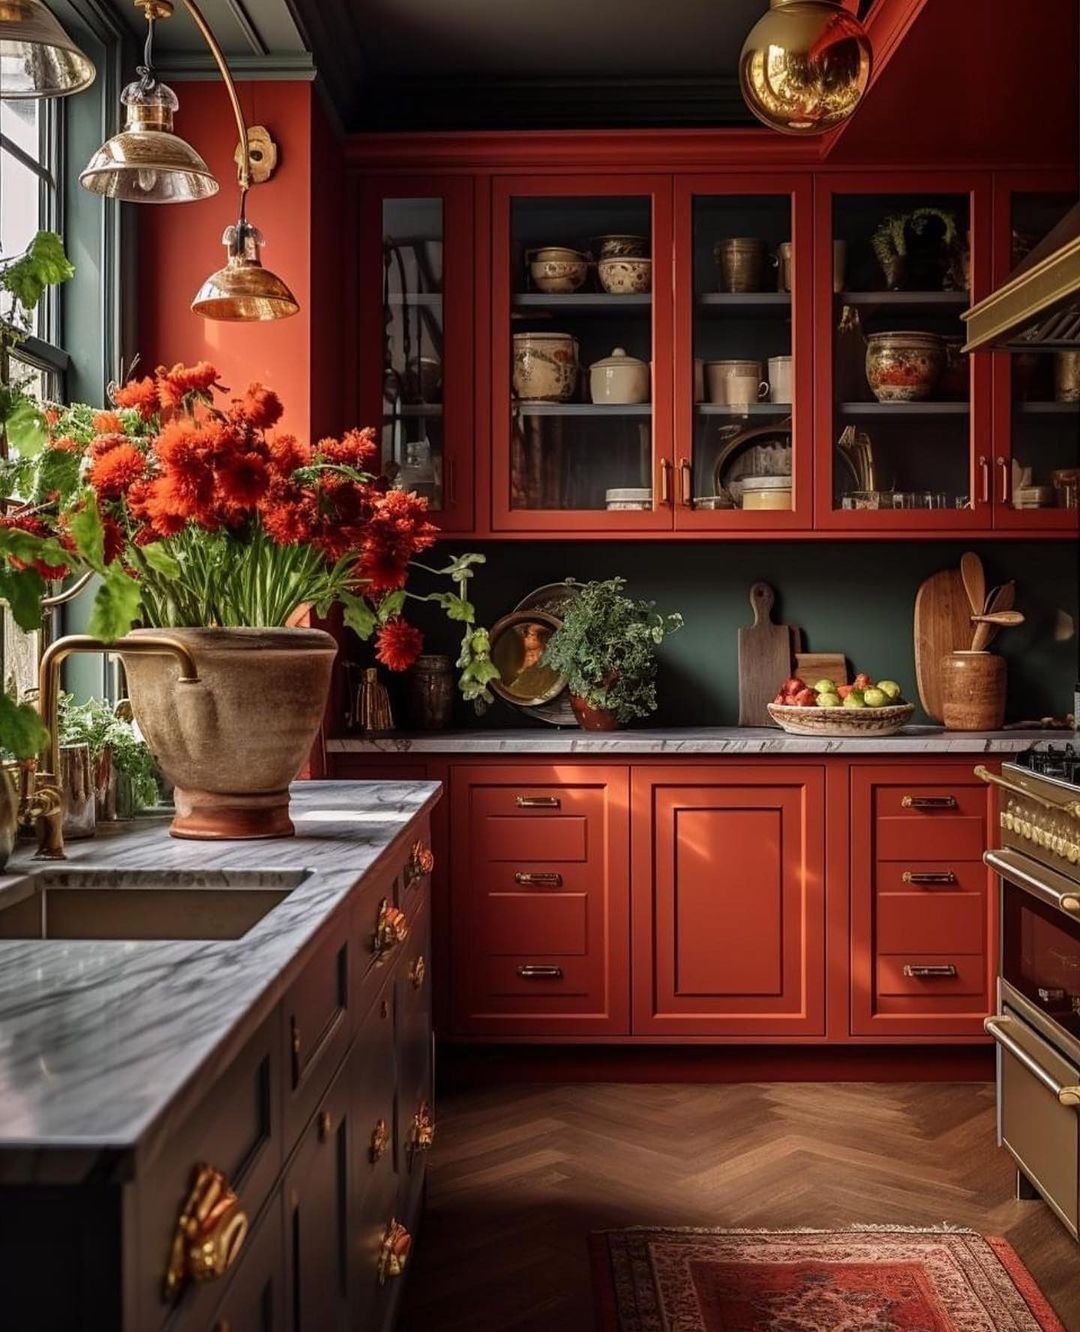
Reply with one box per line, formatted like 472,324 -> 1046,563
0,0 -> 95,99
739,0 -> 872,135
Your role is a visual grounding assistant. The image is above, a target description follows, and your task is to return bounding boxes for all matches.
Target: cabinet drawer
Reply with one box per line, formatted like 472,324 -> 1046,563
397,816 -> 434,914
876,954 -> 987,997
354,863 -> 417,1018
479,891 -> 588,954
476,954 -> 595,1000
876,816 -> 986,861
875,892 -> 986,954
282,916 -> 352,1142
139,1010 -> 282,1331
874,862 -> 987,896
874,785 -> 988,820
196,1193 -> 284,1332
396,898 -> 432,1114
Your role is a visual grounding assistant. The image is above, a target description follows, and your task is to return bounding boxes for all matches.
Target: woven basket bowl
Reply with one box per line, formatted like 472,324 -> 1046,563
767,701 -> 915,737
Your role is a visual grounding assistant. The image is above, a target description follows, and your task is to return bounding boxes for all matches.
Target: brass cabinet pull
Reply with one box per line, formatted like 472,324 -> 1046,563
517,964 -> 563,979
516,795 -> 559,808
317,1110 -> 333,1143
902,871 -> 957,886
901,795 -> 958,810
985,1017 -> 1080,1109
163,1164 -> 249,1303
409,954 -> 426,990
996,454 -> 1010,503
377,1219 -> 412,1284
978,455 -> 990,503
290,1016 -> 302,1085
903,964 -> 958,979
406,839 -> 435,885
409,1101 -> 435,1154
679,457 -> 692,505
1061,896 -> 1080,916
514,871 -> 563,887
659,457 -> 672,504
373,899 -> 409,957
369,1118 -> 390,1163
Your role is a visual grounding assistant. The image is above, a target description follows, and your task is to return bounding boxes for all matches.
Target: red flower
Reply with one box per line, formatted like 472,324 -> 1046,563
318,427 -> 378,471
89,443 -> 147,500
51,436 -> 81,454
268,433 -> 311,477
216,450 -> 269,508
0,514 -> 70,580
102,515 -> 124,565
156,361 -> 220,411
92,411 -> 125,435
358,548 -> 412,594
260,479 -> 318,545
233,384 -> 284,431
357,488 -> 437,590
44,408 -> 61,428
142,477 -> 194,537
374,617 -> 423,671
113,375 -> 159,421
90,432 -> 127,460
154,419 -> 217,517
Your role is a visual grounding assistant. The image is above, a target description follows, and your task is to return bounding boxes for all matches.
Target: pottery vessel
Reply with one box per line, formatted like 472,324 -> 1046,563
705,359 -> 764,405
1054,350 -> 1080,402
940,650 -> 1006,731
0,767 -> 16,871
406,654 -> 454,731
604,487 -> 652,512
120,627 -> 337,840
61,744 -> 96,840
597,257 -> 651,295
594,234 -> 648,259
715,237 -> 773,293
589,347 -> 650,405
570,694 -> 620,731
865,331 -> 945,403
767,354 -> 793,403
512,332 -> 579,401
528,247 -> 588,294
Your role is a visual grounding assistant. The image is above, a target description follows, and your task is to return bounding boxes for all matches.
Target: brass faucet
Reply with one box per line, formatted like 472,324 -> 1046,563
23,634 -> 201,860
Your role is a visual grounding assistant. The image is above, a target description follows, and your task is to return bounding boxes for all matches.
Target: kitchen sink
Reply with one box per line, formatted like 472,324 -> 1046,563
0,868 -> 309,941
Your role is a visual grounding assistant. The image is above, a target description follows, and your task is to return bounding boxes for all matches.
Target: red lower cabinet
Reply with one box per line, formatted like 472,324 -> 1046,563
450,764 -> 631,1036
631,766 -> 827,1038
850,764 -> 997,1038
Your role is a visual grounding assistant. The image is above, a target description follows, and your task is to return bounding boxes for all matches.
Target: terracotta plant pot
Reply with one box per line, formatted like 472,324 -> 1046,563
570,694 -> 620,731
120,627 -> 337,840
940,650 -> 1006,731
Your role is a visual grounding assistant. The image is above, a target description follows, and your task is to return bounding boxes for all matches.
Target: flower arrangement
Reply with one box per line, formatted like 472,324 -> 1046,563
0,361 -> 498,703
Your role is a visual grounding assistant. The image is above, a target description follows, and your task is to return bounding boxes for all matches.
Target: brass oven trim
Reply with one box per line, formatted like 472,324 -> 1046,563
986,849 -> 1080,920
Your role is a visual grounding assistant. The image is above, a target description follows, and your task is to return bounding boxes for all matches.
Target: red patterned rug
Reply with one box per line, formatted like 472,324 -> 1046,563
590,1227 -> 1065,1331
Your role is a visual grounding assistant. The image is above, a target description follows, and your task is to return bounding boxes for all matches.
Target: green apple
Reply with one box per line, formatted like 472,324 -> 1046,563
876,679 -> 902,701
816,692 -> 842,708
813,679 -> 837,695
862,687 -> 888,708
842,692 -> 867,709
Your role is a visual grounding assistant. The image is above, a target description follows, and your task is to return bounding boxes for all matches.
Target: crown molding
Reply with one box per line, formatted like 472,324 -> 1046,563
152,51 -> 316,80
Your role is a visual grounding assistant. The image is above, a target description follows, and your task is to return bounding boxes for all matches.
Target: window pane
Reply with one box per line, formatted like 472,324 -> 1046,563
7,353 -> 56,405
0,98 -> 40,159
1,148 -> 45,329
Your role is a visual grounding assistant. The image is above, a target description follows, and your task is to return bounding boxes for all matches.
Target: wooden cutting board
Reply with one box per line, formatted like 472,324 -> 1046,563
795,652 -> 849,688
738,581 -> 795,726
914,567 -> 972,722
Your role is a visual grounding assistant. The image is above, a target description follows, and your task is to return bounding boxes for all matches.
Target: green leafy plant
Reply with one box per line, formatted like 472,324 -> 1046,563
57,693 -> 161,812
1,231 -> 75,447
870,207 -> 961,290
541,578 -> 682,724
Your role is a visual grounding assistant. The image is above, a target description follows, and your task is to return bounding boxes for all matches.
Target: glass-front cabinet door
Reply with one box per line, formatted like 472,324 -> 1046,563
674,175 -> 813,531
814,173 -> 992,531
357,175 -> 475,532
491,175 -> 674,532
991,173 -> 1079,533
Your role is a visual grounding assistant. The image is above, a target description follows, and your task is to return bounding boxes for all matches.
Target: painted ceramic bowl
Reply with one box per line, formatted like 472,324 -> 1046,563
598,257 -> 652,295
865,331 -> 945,403
528,246 -> 588,294
594,234 -> 649,259
512,332 -> 579,401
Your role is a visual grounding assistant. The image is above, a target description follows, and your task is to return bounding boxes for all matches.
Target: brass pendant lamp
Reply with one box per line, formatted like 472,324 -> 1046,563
739,0 -> 872,135
0,0 -> 96,99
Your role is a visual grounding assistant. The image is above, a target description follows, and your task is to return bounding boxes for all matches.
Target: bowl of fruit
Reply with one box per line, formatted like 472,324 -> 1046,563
768,673 -> 914,736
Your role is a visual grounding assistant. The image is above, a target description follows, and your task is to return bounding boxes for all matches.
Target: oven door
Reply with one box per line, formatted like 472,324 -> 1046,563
985,1005 -> 1080,1237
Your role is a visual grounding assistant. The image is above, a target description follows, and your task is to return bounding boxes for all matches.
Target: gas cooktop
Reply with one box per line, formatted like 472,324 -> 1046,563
1013,742 -> 1080,787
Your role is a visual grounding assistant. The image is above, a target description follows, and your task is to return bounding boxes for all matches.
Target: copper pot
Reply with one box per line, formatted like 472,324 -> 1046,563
569,694 -> 620,731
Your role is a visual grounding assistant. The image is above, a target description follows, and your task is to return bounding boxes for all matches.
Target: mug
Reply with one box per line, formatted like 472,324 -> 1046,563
727,374 -> 770,408
705,359 -> 763,404
715,238 -> 774,293
1054,350 -> 1080,402
777,241 -> 793,293
767,355 -> 793,403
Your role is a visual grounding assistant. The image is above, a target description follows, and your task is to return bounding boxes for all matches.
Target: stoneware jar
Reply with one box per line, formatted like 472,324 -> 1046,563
940,650 -> 1006,731
865,331 -> 945,403
589,347 -> 650,404
406,654 -> 454,731
512,332 -> 579,401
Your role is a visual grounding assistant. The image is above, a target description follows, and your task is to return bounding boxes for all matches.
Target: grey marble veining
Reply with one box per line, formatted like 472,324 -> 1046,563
327,726 -> 1068,756
0,781 -> 440,1173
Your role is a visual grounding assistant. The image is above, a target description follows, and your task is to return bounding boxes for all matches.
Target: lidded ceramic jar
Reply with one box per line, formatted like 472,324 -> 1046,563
865,331 -> 945,402
589,347 -> 650,405
512,331 -> 579,401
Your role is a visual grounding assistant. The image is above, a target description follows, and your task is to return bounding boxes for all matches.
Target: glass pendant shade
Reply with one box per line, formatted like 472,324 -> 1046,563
192,223 -> 299,322
80,80 -> 218,203
739,0 -> 872,135
0,0 -> 96,98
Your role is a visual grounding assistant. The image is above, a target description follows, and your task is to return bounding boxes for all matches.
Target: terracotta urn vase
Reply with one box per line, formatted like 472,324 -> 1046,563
120,627 -> 337,840
569,694 -> 620,732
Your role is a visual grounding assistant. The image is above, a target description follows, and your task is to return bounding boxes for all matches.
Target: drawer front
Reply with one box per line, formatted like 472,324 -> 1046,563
397,816 -> 434,915
396,898 -> 432,1115
875,892 -> 986,954
283,917 -> 352,1142
876,954 -> 987,998
353,858 -> 414,1018
874,861 -> 988,897
194,1194 -> 284,1332
874,784 -> 988,820
452,764 -> 630,1037
876,815 -> 986,862
139,1010 -> 282,1331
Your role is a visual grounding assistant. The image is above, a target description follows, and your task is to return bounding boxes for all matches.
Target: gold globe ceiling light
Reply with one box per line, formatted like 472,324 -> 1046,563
739,0 -> 872,135
0,0 -> 95,99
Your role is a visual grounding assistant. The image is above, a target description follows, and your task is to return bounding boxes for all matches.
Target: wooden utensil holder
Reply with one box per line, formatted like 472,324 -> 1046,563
940,651 -> 1006,731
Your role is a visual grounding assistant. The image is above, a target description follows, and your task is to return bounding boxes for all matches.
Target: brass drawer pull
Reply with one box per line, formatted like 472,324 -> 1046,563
902,871 -> 958,886
409,954 -> 426,989
317,1110 -> 333,1142
985,1017 -> 1080,1109
514,871 -> 563,887
373,899 -> 409,957
370,1118 -> 390,1163
903,964 -> 958,979
290,1016 -> 302,1085
377,1219 -> 412,1284
516,795 -> 560,808
517,964 -> 563,979
406,839 -> 435,884
409,1101 -> 436,1154
902,795 -> 958,810
163,1164 -> 249,1303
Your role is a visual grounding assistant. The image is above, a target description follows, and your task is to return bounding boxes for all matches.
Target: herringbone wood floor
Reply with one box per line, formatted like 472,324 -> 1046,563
399,1082 -> 1080,1332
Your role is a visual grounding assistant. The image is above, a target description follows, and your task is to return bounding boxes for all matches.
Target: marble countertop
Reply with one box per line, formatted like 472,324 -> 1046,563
327,726 -> 1068,756
0,780 -> 440,1174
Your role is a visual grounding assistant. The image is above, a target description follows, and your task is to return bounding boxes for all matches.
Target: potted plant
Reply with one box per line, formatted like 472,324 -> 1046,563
0,362 -> 498,839
870,207 -> 963,291
541,578 -> 682,731
58,693 -> 162,820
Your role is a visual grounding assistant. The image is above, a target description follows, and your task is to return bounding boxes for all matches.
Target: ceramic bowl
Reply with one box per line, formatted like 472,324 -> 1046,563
865,332 -> 945,403
529,247 -> 588,294
598,257 -> 652,295
594,234 -> 649,260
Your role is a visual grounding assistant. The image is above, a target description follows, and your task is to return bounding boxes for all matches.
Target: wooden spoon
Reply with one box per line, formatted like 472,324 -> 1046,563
960,551 -> 986,618
972,581 -> 1018,651
971,611 -> 1024,627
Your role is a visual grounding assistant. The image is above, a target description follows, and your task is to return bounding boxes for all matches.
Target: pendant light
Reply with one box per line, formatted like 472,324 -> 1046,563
191,220 -> 299,321
0,0 -> 96,99
739,0 -> 872,135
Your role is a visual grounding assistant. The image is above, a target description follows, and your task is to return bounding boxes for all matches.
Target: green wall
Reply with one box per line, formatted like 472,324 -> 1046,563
399,539 -> 1079,729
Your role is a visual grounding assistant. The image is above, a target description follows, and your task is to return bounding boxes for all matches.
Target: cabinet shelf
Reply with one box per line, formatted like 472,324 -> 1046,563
383,403 -> 444,418
836,290 -> 969,309
1017,400 -> 1080,415
515,401 -> 652,416
696,403 -> 792,417
512,293 -> 651,314
697,292 -> 791,310
386,292 -> 443,307
838,401 -> 970,416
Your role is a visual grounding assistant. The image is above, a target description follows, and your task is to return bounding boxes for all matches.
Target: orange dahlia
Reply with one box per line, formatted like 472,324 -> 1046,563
374,617 -> 424,671
113,375 -> 159,421
0,514 -> 71,580
233,384 -> 284,431
89,443 -> 147,500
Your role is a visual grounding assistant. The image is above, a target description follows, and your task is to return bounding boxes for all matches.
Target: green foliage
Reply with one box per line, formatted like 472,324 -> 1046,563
68,489 -> 106,572
1,232 -> 74,315
4,397 -> 47,455
409,552 -> 495,708
0,691 -> 49,761
0,565 -> 46,632
87,564 -> 142,642
871,208 -> 961,289
57,693 -> 161,811
541,578 -> 683,724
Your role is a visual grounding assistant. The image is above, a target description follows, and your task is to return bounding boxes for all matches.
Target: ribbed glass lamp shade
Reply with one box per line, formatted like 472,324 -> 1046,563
192,224 -> 299,322
0,0 -> 96,98
739,0 -> 872,135
80,80 -> 218,203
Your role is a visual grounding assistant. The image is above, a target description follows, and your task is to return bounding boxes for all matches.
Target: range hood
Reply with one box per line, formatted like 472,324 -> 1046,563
962,201 -> 1080,351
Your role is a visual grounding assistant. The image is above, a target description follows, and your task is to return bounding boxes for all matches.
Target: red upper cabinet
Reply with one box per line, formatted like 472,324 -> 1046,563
355,174 -> 476,532
490,174 -> 675,533
990,170 -> 1080,534
813,171 -> 994,533
673,174 -> 814,532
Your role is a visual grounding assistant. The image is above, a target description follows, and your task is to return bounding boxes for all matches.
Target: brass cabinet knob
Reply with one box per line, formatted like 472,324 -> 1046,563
407,840 -> 435,883
409,1101 -> 435,1155
373,899 -> 409,957
377,1219 -> 412,1284
370,1118 -> 390,1163
163,1164 -> 249,1303
409,954 -> 426,990
317,1110 -> 333,1142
